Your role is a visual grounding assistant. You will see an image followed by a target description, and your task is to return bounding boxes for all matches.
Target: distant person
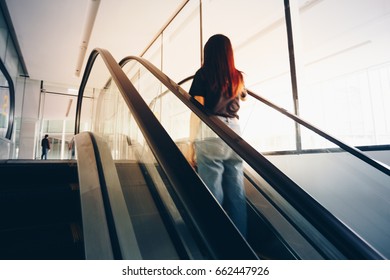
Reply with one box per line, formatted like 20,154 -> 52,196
188,34 -> 247,236
41,134 -> 50,160
68,137 -> 76,159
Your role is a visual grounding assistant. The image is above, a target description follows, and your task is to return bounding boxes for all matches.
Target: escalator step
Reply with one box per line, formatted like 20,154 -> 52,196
0,187 -> 81,230
0,222 -> 84,260
0,161 -> 83,259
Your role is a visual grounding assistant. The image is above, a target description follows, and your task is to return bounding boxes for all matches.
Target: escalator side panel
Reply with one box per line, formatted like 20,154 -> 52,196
116,161 -> 180,260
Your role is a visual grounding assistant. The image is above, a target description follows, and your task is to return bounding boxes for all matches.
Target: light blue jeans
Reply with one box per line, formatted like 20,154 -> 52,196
195,116 -> 247,236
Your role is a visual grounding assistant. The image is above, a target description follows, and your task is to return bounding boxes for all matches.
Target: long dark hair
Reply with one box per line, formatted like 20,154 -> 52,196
202,34 -> 244,98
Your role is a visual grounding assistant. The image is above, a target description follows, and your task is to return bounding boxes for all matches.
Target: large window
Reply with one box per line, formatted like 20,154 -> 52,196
129,0 -> 390,151
297,0 -> 390,147
37,82 -> 95,159
138,0 -> 294,152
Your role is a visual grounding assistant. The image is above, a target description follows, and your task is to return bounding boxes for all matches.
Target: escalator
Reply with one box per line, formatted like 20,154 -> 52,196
115,53 -> 389,259
115,159 -> 304,259
3,47 -> 386,260
74,130 -> 257,259
71,127 -> 301,259
0,144 -> 256,260
72,129 -> 299,259
117,159 -> 301,259
72,48 -> 389,260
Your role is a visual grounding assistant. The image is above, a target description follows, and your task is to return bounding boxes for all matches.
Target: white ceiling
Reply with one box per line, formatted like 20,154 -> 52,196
5,0 -> 185,88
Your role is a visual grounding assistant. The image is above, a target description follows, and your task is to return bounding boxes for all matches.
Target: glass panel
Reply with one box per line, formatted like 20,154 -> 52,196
39,82 -> 92,159
297,0 -> 390,146
0,81 -> 10,138
0,9 -> 12,140
122,60 -> 191,151
39,119 -> 75,160
79,57 -> 108,134
4,38 -> 19,79
0,10 -> 7,60
85,55 -> 142,160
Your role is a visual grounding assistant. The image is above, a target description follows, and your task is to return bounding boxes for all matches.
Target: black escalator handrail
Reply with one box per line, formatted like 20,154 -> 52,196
118,56 -> 385,259
75,50 -> 99,135
75,48 -> 258,260
245,89 -> 390,176
148,75 -> 194,107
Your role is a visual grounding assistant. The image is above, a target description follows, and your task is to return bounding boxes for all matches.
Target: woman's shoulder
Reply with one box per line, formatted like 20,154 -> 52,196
194,67 -> 205,77
192,68 -> 208,83
189,68 -> 207,96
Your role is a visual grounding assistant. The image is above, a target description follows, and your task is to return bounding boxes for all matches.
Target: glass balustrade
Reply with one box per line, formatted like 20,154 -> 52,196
78,53 -> 389,258
120,59 -> 390,258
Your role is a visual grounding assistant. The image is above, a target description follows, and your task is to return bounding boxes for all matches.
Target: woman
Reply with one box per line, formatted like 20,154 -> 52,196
188,34 -> 247,236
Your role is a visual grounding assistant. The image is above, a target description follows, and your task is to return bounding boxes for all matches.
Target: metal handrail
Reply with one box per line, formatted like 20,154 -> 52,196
75,48 -> 258,260
116,55 -> 385,259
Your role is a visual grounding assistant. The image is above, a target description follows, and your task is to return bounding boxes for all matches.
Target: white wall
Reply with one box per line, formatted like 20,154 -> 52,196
15,77 -> 41,159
